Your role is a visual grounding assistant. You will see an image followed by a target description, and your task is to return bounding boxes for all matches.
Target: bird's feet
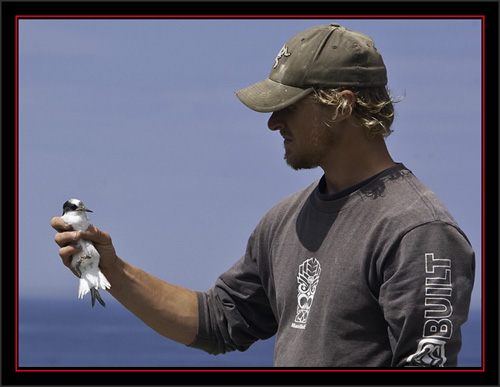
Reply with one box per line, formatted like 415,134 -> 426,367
76,254 -> 92,267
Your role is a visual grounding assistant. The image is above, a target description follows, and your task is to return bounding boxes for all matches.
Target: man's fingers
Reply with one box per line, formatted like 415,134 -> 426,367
50,217 -> 73,232
82,225 -> 112,245
54,230 -> 81,248
80,225 -> 117,271
52,219 -> 117,274
51,216 -> 88,279
58,244 -> 81,267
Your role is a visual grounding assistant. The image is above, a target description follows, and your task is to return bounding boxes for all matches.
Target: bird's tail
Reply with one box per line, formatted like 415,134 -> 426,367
78,278 -> 90,299
78,271 -> 111,307
97,271 -> 111,290
91,288 -> 106,308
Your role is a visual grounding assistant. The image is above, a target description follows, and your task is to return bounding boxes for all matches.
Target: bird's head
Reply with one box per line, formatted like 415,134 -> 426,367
62,198 -> 93,215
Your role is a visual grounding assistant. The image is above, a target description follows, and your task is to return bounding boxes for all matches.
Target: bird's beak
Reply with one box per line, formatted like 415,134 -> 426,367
80,207 -> 93,213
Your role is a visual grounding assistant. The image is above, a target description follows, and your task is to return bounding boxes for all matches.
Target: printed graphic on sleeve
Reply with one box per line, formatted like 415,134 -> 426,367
292,257 -> 322,330
406,253 -> 453,367
407,338 -> 447,367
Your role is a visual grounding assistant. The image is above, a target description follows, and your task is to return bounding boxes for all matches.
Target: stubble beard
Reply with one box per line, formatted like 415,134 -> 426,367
284,124 -> 336,171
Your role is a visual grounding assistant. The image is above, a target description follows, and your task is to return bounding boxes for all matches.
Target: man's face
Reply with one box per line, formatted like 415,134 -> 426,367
267,96 -> 336,170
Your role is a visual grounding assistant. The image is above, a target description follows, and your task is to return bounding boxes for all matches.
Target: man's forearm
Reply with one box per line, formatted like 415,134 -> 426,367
101,257 -> 198,345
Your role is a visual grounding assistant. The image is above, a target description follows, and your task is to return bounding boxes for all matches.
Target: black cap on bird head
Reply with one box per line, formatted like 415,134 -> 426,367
62,198 -> 93,215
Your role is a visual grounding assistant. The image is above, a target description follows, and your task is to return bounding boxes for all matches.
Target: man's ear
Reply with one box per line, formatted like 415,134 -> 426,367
336,90 -> 356,121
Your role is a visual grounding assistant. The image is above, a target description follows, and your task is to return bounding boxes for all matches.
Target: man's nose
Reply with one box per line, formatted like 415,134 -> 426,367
267,111 -> 285,131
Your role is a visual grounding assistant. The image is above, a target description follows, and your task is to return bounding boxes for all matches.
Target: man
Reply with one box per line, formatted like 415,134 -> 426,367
51,23 -> 475,367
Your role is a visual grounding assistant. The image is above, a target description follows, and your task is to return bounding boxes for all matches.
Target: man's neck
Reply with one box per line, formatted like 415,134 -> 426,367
320,134 -> 396,195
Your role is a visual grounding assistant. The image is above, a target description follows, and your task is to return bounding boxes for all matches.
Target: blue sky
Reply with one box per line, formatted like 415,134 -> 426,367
18,18 -> 482,313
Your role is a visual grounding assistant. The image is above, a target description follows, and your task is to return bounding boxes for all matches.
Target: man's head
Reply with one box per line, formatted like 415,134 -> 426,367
236,23 -> 395,138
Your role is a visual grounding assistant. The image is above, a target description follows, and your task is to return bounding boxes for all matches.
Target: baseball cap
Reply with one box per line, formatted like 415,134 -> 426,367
235,23 -> 387,113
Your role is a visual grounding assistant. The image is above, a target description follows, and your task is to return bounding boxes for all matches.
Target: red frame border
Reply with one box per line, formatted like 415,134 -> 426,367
13,14 -> 487,375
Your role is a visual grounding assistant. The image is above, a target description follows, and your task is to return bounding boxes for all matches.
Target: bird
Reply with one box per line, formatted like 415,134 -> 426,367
61,198 -> 111,307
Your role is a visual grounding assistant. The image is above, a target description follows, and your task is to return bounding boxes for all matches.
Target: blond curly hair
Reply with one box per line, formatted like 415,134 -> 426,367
311,87 -> 399,138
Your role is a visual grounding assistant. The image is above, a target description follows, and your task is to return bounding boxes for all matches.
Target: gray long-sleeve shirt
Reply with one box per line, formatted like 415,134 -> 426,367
189,164 -> 475,367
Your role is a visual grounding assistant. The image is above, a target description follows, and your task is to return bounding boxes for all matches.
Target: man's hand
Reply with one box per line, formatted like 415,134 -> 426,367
51,217 -> 118,275
50,216 -> 198,345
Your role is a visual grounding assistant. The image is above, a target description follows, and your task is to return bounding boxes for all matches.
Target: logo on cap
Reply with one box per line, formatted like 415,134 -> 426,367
273,45 -> 291,69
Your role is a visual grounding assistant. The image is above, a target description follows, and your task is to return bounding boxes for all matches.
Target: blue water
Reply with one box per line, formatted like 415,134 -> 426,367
18,298 -> 481,368
18,297 -> 275,368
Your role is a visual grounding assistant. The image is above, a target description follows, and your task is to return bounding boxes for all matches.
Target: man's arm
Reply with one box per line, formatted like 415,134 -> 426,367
51,217 -> 198,346
379,222 -> 475,367
102,257 -> 198,345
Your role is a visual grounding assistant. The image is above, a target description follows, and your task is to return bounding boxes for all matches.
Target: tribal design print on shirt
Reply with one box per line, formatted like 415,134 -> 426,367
292,257 -> 322,329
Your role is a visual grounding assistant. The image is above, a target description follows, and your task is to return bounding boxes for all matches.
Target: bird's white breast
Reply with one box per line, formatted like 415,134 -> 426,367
61,212 -> 91,231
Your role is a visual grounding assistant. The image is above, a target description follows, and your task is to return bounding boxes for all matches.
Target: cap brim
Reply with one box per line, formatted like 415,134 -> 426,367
235,78 -> 314,113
